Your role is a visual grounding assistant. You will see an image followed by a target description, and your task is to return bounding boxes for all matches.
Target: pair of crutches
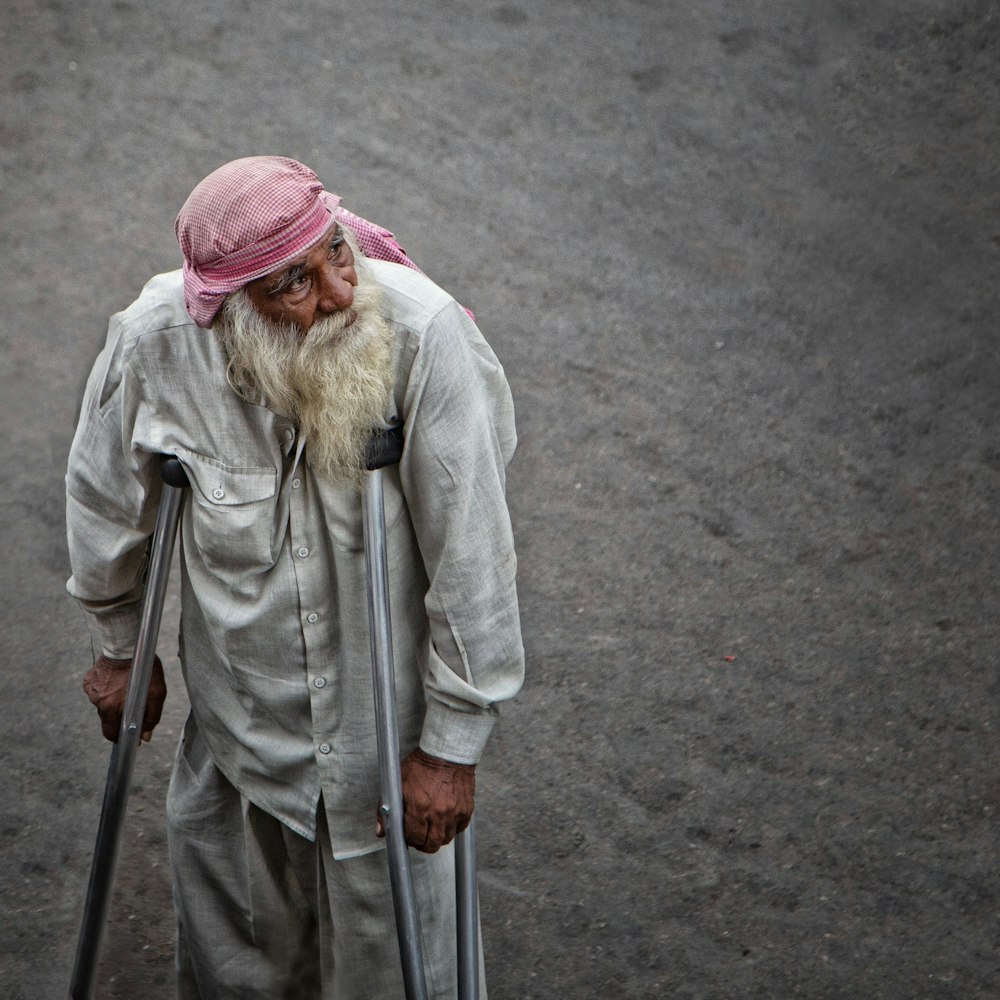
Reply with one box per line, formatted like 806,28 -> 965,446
70,436 -> 480,999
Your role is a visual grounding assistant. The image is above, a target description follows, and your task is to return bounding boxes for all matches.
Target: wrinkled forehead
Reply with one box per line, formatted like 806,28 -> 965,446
248,221 -> 342,293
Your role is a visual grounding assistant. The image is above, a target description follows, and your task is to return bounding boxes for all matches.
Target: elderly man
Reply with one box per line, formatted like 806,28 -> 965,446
66,156 -> 524,998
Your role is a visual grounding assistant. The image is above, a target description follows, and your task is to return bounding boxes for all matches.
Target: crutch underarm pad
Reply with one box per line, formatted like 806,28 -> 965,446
160,455 -> 191,489
365,423 -> 405,471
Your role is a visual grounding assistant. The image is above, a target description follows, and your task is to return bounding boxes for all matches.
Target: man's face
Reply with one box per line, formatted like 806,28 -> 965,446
244,222 -> 358,333
215,249 -> 394,488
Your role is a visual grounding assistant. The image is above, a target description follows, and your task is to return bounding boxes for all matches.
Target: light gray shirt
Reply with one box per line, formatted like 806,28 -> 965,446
66,261 -> 524,857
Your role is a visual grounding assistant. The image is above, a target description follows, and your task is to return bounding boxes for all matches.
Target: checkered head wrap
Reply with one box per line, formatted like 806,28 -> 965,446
175,156 -> 344,328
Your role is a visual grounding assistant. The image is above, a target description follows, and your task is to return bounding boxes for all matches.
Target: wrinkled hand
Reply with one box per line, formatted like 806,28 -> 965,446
376,748 -> 476,853
82,655 -> 167,743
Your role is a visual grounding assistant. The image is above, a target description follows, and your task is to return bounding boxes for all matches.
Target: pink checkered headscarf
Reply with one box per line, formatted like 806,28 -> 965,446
175,156 -> 423,327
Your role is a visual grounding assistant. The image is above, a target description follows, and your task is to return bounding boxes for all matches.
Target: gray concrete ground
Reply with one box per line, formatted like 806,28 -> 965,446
1,1 -> 998,997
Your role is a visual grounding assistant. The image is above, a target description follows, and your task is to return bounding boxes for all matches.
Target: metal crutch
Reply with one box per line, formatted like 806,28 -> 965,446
362,424 -> 480,1000
69,455 -> 189,1000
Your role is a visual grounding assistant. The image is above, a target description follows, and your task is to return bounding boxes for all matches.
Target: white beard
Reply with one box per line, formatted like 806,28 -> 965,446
214,272 -> 395,489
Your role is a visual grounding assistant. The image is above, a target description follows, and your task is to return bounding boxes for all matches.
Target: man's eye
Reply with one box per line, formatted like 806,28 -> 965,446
269,271 -> 308,297
329,238 -> 348,263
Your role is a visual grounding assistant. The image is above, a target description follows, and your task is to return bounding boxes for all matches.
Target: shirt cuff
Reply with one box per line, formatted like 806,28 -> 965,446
419,699 -> 497,766
86,604 -> 142,659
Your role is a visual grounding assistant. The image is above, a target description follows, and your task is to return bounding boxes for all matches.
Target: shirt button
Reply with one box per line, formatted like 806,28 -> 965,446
292,478 -> 301,489
319,743 -> 331,754
306,612 -> 319,624
297,546 -> 310,558
212,487 -> 225,500
313,676 -> 327,688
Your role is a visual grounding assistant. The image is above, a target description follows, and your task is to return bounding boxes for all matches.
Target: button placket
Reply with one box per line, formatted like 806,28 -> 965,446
286,460 -> 339,775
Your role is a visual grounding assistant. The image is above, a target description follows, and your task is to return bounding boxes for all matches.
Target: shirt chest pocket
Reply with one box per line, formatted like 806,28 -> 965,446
178,449 -> 279,574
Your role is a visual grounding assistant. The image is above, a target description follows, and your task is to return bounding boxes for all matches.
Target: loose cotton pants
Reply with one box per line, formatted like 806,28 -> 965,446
166,713 -> 485,999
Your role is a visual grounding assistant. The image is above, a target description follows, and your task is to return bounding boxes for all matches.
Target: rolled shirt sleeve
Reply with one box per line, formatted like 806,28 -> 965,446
65,311 -> 162,658
398,299 -> 525,764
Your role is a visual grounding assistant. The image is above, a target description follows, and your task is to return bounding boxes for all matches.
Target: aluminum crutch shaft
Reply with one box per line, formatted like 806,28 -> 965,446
363,422 -> 481,999
362,462 -> 429,1000
455,816 -> 480,1000
69,456 -> 189,1000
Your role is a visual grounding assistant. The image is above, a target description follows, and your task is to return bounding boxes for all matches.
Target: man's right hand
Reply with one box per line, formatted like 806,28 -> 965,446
82,655 -> 167,743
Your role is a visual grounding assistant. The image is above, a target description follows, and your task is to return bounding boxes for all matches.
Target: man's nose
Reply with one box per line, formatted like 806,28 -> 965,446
317,263 -> 357,313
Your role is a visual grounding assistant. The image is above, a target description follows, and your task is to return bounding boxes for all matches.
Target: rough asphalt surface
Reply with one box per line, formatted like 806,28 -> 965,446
2,2 -> 997,997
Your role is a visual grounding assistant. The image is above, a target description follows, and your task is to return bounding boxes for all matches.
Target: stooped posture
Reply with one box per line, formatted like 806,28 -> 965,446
66,156 -> 524,998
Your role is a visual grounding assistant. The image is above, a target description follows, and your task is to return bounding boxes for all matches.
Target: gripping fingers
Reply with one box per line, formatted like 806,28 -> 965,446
82,655 -> 166,743
400,748 -> 475,853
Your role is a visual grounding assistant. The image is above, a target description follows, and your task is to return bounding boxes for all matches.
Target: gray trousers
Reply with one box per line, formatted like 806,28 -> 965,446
165,713 -> 485,999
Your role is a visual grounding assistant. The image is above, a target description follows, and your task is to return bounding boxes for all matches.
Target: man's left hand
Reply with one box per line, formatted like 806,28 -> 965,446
82,654 -> 167,743
376,747 -> 475,853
